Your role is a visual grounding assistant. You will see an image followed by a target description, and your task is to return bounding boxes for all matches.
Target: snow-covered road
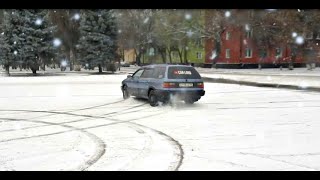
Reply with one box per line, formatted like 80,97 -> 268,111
1,74 -> 320,170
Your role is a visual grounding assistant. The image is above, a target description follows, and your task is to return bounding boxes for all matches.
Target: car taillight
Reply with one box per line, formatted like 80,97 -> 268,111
197,83 -> 204,88
163,82 -> 176,88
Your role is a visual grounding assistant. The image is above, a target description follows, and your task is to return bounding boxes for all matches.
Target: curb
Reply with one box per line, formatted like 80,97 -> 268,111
202,77 -> 320,93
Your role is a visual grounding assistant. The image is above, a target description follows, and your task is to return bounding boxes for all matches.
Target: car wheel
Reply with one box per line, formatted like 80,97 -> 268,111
122,86 -> 130,99
148,90 -> 159,107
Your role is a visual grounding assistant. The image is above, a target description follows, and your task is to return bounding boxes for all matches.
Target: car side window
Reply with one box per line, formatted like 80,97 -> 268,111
153,67 -> 166,79
140,68 -> 154,78
132,69 -> 144,79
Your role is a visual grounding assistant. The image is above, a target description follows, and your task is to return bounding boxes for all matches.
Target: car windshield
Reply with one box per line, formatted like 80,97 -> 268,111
167,66 -> 201,79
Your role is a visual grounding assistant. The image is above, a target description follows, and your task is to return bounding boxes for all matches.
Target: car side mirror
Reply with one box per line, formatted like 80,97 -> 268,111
127,75 -> 132,78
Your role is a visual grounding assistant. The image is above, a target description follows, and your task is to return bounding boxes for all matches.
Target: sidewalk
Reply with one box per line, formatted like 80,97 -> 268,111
195,67 -> 320,77
200,68 -> 320,92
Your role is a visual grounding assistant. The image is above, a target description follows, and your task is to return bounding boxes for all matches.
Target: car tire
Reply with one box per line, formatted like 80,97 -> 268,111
122,86 -> 130,99
148,90 -> 159,107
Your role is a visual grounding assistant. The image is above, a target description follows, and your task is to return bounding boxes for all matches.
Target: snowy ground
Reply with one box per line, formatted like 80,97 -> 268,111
1,74 -> 320,170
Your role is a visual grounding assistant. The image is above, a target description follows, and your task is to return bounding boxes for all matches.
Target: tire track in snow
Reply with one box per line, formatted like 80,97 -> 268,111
0,105 -> 184,171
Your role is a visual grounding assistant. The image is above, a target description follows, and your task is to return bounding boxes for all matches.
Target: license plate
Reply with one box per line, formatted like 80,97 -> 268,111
179,83 -> 193,87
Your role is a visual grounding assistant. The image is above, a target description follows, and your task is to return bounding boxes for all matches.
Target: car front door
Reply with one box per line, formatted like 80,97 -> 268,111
138,68 -> 154,99
127,69 -> 144,96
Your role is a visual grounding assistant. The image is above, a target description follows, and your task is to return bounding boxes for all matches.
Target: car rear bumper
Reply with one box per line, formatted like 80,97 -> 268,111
156,89 -> 205,101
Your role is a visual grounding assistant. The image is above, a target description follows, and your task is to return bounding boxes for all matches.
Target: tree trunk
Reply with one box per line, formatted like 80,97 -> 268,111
65,50 -> 72,71
184,49 -> 188,64
31,68 -> 37,74
70,48 -> 77,71
160,51 -> 166,63
121,49 -> 125,61
5,65 -> 10,75
158,47 -> 166,63
98,64 -> 102,73
134,48 -> 141,66
167,48 -> 172,64
178,49 -> 183,64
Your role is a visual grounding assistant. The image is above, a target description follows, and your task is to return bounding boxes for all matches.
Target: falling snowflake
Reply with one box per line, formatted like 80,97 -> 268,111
143,17 -> 149,24
14,50 -> 17,55
225,11 -> 231,18
73,13 -> 80,20
243,40 -> 247,45
185,13 -> 192,20
35,18 -> 43,25
14,41 -> 16,45
245,24 -> 250,31
292,32 -> 297,38
53,38 -> 62,47
210,50 -> 217,60
298,9 -> 301,12
118,29 -> 122,33
61,60 -> 67,67
295,36 -> 304,45
1,32 -> 4,35
186,30 -> 193,37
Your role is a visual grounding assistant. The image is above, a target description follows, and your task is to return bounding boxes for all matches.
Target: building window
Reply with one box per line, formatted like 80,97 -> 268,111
196,52 -> 203,59
226,49 -> 231,58
275,48 -> 282,58
245,48 -> 252,58
226,32 -> 231,40
246,30 -> 253,38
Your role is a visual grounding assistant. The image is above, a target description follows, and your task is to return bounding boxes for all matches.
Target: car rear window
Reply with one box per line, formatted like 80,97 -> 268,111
167,66 -> 201,79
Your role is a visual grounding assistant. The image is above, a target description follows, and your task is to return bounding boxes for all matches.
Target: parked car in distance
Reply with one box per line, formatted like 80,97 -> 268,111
121,64 -> 205,106
120,61 -> 131,67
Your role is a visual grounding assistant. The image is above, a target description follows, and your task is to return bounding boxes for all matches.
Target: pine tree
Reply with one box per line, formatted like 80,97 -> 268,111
77,10 -> 118,73
22,9 -> 57,74
0,10 -> 25,75
0,10 -> 58,75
